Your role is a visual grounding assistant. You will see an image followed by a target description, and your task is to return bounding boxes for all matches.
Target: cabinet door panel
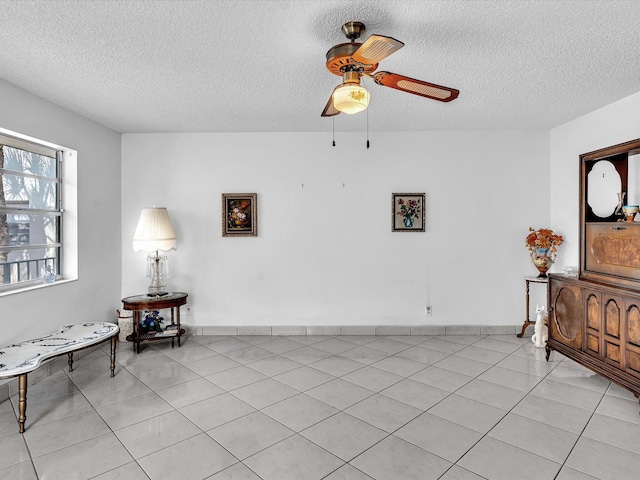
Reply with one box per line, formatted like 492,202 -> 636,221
627,348 -> 640,379
603,296 -> 623,368
604,298 -> 621,338
585,292 -> 601,357
628,304 -> 640,348
586,293 -> 600,331
586,223 -> 640,280
626,302 -> 640,378
586,333 -> 600,355
605,341 -> 621,367
551,283 -> 582,349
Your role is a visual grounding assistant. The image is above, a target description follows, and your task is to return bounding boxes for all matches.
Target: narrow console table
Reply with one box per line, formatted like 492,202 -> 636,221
121,292 -> 188,353
517,276 -> 549,338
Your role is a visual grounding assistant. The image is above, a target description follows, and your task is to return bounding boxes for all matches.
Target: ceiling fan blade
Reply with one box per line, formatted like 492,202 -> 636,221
373,71 -> 459,102
352,35 -> 404,65
321,93 -> 340,117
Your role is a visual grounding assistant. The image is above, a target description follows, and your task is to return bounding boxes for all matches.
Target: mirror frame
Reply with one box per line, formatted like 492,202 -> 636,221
580,138 -> 640,283
586,159 -> 623,220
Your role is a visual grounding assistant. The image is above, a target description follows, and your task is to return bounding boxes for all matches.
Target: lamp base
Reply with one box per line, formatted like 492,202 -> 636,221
147,253 -> 169,297
147,289 -> 169,297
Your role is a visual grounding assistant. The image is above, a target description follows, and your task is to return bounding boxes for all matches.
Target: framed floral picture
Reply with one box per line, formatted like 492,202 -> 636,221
222,193 -> 258,237
392,193 -> 426,232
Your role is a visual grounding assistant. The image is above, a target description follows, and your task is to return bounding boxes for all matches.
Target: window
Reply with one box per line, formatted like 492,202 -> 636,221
0,133 -> 62,289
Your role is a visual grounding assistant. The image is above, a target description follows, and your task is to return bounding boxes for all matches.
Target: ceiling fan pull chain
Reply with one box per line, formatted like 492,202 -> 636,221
332,117 -> 336,146
366,102 -> 370,149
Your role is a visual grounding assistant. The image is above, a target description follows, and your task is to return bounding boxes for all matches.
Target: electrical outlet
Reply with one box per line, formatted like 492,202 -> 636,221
425,305 -> 432,317
185,306 -> 194,317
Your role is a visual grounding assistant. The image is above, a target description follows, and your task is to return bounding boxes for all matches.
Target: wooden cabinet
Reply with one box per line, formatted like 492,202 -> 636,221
546,138 -> 640,407
548,275 -> 640,401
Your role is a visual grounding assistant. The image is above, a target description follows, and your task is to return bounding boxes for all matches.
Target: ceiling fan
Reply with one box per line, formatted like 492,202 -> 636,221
321,21 -> 459,117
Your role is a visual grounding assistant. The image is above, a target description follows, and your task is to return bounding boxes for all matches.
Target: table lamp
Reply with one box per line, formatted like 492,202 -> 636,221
132,207 -> 177,296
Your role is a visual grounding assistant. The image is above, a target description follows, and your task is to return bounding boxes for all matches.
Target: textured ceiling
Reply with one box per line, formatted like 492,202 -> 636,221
1,0 -> 640,133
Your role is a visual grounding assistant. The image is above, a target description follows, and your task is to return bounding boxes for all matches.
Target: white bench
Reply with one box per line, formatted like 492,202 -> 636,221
0,322 -> 119,433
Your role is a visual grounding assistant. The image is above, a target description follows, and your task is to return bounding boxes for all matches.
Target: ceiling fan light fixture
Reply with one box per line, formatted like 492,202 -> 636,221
332,82 -> 369,114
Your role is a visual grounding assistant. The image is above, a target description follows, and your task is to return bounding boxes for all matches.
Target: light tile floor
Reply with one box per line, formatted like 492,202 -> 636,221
1,333 -> 640,479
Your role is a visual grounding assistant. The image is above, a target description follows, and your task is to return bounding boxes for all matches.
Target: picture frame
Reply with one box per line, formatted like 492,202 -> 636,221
222,193 -> 258,237
392,193 -> 426,232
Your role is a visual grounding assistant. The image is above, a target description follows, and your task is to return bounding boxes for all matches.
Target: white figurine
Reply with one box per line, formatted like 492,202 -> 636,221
531,304 -> 549,348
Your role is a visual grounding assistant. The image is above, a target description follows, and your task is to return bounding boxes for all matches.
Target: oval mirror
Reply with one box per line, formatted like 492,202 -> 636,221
587,160 -> 621,218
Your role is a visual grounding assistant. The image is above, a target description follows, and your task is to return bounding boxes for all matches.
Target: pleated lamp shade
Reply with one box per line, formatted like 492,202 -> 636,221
132,207 -> 177,253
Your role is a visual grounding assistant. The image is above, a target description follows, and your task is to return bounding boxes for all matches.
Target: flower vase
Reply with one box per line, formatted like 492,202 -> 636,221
42,265 -> 55,284
403,216 -> 414,228
614,192 -> 626,221
531,248 -> 553,278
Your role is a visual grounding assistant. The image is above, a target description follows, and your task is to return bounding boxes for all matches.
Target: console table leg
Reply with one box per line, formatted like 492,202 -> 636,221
545,345 -> 551,362
18,374 -> 27,433
517,321 -> 533,338
110,336 -> 117,377
171,312 -> 175,348
177,307 -> 182,347
134,311 -> 141,354
518,279 -> 532,338
67,352 -> 74,372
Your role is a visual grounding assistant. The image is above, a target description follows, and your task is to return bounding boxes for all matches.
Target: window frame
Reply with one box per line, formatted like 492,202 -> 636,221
0,128 -> 75,294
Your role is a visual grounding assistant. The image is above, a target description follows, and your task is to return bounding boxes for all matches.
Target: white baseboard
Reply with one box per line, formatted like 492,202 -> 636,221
187,324 -> 519,336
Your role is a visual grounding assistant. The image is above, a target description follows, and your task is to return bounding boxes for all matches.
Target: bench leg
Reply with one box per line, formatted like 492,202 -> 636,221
68,352 -> 74,372
110,336 -> 117,378
18,374 -> 27,433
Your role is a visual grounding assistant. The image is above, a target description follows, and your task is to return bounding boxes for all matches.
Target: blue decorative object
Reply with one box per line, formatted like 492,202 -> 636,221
43,265 -> 55,284
140,310 -> 164,333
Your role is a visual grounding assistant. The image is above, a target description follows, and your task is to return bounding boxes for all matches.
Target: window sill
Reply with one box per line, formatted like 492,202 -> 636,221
0,278 -> 77,298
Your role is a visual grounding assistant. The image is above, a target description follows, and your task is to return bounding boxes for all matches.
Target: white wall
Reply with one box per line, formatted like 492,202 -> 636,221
550,91 -> 640,268
0,79 -> 122,344
122,130 -> 549,327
